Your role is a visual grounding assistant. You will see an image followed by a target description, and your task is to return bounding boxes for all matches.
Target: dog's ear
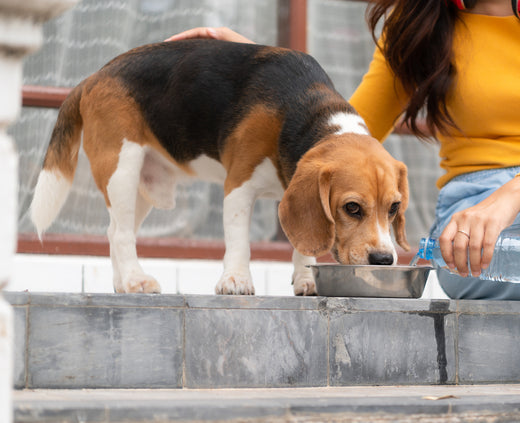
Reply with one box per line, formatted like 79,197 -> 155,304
393,162 -> 410,251
279,163 -> 335,258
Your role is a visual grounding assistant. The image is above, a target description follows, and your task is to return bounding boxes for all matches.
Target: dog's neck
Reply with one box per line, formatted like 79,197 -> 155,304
277,100 -> 363,184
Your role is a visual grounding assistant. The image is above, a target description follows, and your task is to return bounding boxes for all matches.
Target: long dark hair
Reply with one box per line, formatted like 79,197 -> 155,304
366,0 -> 463,138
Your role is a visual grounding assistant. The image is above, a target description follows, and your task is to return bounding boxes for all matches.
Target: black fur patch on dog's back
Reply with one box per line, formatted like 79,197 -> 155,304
98,39 -> 353,180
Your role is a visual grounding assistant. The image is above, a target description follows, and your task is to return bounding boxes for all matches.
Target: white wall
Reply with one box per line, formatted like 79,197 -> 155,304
9,254 -> 448,298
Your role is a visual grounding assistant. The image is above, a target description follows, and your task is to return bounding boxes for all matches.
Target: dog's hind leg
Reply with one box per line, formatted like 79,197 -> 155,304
108,190 -> 153,293
107,210 -> 123,292
134,191 -> 153,233
106,139 -> 161,293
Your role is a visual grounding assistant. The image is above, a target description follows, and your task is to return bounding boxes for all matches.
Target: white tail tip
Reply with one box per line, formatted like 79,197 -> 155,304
30,169 -> 72,238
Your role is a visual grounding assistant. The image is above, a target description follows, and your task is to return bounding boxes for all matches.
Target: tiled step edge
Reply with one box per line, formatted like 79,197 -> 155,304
13,386 -> 520,423
6,292 -> 520,388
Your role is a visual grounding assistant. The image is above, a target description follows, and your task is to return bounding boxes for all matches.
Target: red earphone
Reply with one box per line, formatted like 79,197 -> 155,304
514,0 -> 520,18
450,0 -> 519,18
450,0 -> 467,9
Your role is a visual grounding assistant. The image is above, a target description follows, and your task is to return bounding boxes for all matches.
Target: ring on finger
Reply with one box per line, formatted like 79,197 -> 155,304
457,229 -> 470,239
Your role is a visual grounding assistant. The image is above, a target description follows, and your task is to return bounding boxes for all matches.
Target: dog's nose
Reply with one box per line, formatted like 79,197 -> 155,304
368,251 -> 394,266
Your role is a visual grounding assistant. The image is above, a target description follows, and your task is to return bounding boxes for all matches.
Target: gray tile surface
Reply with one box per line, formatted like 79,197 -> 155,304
13,385 -> 520,423
329,309 -> 456,385
15,405 -> 107,423
6,293 -> 520,388
185,308 -> 328,388
185,294 -> 323,310
28,292 -> 185,308
458,313 -> 520,383
456,299 -> 520,314
12,305 -> 26,389
4,291 -> 29,306
325,297 -> 456,313
27,305 -> 183,388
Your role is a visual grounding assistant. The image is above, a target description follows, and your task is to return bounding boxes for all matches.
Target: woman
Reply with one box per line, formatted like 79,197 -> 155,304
166,0 -> 520,299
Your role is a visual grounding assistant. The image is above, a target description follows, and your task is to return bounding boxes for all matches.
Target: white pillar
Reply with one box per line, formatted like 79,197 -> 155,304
0,1 -> 77,422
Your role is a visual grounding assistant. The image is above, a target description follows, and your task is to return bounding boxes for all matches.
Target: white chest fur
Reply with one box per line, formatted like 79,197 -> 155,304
329,112 -> 368,135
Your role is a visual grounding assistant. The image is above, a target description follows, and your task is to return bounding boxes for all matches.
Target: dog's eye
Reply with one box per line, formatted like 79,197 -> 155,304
344,202 -> 362,219
389,202 -> 401,217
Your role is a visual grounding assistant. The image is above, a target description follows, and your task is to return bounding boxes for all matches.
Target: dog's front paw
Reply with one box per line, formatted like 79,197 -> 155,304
293,274 -> 317,296
122,272 -> 162,293
216,271 -> 255,295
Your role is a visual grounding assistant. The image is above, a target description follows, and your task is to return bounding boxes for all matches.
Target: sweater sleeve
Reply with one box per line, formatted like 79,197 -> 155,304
348,45 -> 408,142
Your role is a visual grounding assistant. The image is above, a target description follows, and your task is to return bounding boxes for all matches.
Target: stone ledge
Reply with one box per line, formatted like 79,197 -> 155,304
13,385 -> 520,423
5,292 -> 520,389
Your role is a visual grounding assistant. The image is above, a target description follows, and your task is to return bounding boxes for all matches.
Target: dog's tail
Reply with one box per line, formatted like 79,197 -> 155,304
30,83 -> 84,239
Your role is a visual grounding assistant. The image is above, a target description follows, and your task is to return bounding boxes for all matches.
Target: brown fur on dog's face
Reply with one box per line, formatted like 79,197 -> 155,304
279,133 -> 409,264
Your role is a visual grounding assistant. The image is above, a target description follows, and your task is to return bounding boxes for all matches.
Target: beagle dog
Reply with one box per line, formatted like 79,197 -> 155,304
30,39 -> 410,295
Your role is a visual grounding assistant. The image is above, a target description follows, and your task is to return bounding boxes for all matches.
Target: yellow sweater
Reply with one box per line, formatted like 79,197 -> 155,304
349,13 -> 520,188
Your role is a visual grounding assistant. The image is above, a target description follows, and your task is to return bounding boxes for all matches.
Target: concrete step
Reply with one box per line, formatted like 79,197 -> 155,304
6,292 -> 520,389
13,385 -> 520,422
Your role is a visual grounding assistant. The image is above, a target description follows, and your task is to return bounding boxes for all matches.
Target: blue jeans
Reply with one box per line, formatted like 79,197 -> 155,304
430,166 -> 520,300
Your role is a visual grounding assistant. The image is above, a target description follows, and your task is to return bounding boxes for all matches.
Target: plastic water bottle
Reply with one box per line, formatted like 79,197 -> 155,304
414,224 -> 520,283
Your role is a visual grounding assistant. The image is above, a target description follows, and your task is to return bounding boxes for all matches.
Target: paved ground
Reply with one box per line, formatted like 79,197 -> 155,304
13,384 -> 520,422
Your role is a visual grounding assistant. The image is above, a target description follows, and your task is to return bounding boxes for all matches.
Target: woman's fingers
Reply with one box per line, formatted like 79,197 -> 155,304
439,221 -> 458,271
164,27 -> 219,42
435,175 -> 520,279
467,225 -> 484,277
440,212 -> 508,278
480,225 -> 502,270
452,229 -> 471,277
165,27 -> 255,44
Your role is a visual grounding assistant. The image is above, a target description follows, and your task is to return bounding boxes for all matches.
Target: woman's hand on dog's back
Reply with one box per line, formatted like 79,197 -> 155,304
165,27 -> 254,44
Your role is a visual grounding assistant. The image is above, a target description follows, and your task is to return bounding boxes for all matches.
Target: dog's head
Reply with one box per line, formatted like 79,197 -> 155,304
279,133 -> 409,265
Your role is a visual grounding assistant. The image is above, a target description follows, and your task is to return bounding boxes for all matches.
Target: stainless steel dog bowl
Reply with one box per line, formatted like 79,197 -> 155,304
310,264 -> 432,298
